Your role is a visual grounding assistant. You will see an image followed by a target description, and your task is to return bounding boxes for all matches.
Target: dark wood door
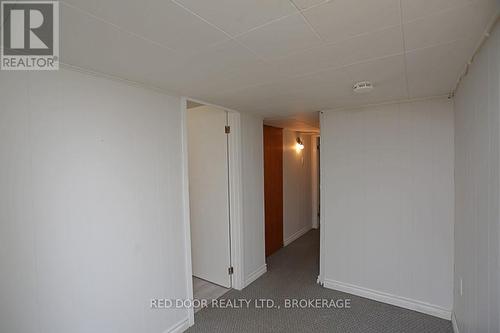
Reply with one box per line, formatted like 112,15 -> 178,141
263,125 -> 283,257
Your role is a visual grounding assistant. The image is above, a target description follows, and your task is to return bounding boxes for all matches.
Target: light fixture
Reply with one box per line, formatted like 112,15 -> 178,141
295,137 -> 304,152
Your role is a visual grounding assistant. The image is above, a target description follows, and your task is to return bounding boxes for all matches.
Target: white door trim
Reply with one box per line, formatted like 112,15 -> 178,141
317,111 -> 326,285
311,134 -> 320,230
180,97 -> 195,327
181,99 -> 245,318
227,111 -> 244,290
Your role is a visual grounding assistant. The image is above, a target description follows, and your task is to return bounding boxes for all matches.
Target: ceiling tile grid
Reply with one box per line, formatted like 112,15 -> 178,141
55,0 -> 499,116
235,13 -> 324,60
301,0 -> 402,44
172,0 -> 297,37
290,0 -> 330,11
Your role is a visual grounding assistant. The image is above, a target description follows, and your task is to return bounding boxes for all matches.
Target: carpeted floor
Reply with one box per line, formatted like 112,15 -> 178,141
187,229 -> 453,333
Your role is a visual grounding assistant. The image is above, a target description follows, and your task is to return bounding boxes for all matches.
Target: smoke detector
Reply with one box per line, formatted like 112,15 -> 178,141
353,81 -> 374,94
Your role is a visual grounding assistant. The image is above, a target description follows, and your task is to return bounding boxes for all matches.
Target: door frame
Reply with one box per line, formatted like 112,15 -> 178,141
180,97 -> 244,325
311,134 -> 320,230
317,111 -> 326,286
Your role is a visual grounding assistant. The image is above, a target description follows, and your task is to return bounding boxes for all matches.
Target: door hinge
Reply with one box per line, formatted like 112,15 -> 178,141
228,266 -> 234,275
225,126 -> 231,134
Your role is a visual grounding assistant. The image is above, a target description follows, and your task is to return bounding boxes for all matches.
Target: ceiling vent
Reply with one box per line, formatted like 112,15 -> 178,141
353,81 -> 374,94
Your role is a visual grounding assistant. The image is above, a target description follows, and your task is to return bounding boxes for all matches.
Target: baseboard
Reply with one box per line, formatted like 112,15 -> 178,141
244,264 -> 267,288
316,275 -> 324,285
323,278 -> 452,320
451,312 -> 459,333
163,317 -> 191,333
284,226 -> 311,246
312,219 -> 319,229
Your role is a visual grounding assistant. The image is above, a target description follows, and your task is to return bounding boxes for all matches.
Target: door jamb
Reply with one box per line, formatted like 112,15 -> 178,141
180,97 -> 195,326
181,98 -> 245,322
317,111 -> 326,286
226,111 -> 244,291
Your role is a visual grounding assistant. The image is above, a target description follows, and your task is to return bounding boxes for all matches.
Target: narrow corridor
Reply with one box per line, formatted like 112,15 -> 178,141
188,230 -> 452,333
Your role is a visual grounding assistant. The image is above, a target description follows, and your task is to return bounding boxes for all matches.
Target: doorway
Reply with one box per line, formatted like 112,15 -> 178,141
187,103 -> 232,289
263,118 -> 321,260
183,99 -> 244,318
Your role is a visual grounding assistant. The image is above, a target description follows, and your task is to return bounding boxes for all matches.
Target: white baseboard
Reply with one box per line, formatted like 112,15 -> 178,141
284,226 -> 311,246
163,317 -> 191,333
451,312 -> 459,333
316,275 -> 324,285
244,264 -> 267,288
323,278 -> 452,320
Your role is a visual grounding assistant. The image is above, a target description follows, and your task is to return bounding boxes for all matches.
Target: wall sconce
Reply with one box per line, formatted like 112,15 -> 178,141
295,137 -> 304,152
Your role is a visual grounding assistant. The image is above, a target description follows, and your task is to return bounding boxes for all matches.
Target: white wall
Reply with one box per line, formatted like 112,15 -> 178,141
320,98 -> 455,319
454,24 -> 499,333
283,130 -> 313,245
0,69 -> 190,333
240,113 -> 267,286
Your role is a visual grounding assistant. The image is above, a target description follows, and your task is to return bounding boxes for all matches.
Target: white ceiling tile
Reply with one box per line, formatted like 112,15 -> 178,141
303,0 -> 401,44
62,0 -> 229,52
174,39 -> 260,75
172,0 -> 297,36
190,63 -> 290,95
60,3 -> 185,92
139,1 -> 230,52
406,38 -> 476,98
401,0 -> 473,22
148,40 -> 275,94
291,0 -> 330,10
236,13 -> 323,60
196,82 -> 290,112
270,25 -> 403,77
332,54 -> 408,105
403,1 -> 497,50
56,0 -> 495,117
282,54 -> 406,101
62,0 -> 149,35
288,55 -> 408,110
206,54 -> 407,113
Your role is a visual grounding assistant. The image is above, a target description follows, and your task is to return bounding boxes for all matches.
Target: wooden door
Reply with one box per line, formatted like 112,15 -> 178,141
263,125 -> 283,257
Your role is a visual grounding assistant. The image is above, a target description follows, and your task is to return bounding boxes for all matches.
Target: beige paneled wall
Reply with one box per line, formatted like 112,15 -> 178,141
0,69 -> 189,333
283,130 -> 313,245
454,23 -> 499,333
320,98 -> 454,318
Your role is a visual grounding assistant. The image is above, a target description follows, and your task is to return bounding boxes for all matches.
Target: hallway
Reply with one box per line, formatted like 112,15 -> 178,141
187,230 -> 453,333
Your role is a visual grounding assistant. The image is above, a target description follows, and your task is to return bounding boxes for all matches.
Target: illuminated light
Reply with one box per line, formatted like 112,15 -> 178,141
295,137 -> 304,152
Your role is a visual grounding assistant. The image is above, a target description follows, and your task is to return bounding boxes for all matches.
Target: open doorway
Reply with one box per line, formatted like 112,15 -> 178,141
185,100 -> 243,312
263,113 -> 321,259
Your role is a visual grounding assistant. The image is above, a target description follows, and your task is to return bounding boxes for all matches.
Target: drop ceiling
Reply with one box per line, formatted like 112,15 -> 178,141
15,0 -> 500,116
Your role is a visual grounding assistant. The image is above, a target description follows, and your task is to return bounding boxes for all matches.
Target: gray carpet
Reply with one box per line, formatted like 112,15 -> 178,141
187,230 -> 453,333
